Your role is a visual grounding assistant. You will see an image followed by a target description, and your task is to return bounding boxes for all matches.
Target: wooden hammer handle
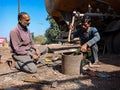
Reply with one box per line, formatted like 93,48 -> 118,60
68,16 -> 75,42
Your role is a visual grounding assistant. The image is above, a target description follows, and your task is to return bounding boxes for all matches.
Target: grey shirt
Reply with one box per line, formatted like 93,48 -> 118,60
73,27 -> 100,47
10,24 -> 36,55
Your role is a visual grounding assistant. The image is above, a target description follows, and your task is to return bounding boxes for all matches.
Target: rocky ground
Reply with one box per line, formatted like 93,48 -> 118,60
0,44 -> 120,90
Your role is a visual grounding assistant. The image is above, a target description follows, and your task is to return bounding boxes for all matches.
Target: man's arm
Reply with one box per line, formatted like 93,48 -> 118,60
80,28 -> 100,52
10,30 -> 29,55
28,33 -> 41,57
87,28 -> 100,47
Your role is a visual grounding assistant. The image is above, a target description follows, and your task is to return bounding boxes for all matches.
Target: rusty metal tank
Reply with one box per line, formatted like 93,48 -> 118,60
44,0 -> 120,54
45,0 -> 120,19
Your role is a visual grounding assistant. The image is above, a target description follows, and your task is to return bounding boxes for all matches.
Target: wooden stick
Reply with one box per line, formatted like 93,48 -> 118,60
68,16 -> 75,42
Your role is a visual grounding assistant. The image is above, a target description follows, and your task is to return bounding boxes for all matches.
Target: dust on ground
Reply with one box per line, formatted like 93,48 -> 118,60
0,44 -> 120,90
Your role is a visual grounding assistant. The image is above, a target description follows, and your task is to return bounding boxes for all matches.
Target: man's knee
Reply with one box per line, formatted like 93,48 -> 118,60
17,61 -> 37,73
28,65 -> 37,73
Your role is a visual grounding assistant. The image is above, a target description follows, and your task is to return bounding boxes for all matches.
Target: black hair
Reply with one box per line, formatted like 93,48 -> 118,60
82,16 -> 91,24
18,12 -> 29,21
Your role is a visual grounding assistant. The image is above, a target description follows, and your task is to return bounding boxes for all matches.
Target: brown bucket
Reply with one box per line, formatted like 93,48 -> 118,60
62,52 -> 83,75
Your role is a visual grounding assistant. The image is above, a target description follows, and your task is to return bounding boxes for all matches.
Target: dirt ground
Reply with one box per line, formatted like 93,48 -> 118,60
0,44 -> 120,90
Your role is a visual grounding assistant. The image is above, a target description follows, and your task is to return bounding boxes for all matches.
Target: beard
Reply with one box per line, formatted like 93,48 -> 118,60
19,22 -> 29,31
21,22 -> 29,27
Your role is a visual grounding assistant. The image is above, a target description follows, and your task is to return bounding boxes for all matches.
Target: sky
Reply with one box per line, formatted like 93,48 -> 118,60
0,0 -> 50,41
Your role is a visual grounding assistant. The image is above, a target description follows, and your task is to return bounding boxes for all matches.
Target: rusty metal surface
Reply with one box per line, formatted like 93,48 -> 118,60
44,0 -> 120,17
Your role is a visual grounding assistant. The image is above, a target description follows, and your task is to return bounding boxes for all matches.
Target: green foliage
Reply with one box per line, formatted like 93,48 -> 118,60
45,16 -> 61,44
34,35 -> 47,45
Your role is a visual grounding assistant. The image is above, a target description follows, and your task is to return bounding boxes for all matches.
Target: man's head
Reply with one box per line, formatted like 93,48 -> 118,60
18,12 -> 30,27
81,18 -> 91,30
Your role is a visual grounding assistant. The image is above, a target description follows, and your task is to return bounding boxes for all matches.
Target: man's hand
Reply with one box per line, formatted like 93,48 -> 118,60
69,24 -> 74,31
80,43 -> 88,52
31,54 -> 39,61
35,47 -> 40,57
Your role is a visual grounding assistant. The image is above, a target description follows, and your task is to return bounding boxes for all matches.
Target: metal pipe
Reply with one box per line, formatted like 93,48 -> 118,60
18,0 -> 20,14
74,12 -> 120,18
95,0 -> 110,5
